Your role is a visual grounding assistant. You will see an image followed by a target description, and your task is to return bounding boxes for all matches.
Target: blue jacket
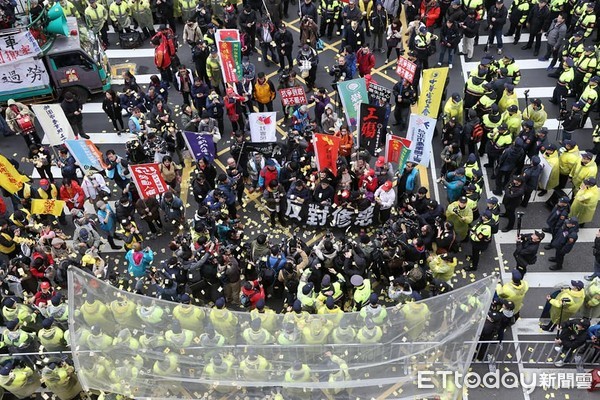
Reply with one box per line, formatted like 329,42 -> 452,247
588,323 -> 600,339
125,249 -> 154,277
97,204 -> 116,233
217,181 -> 236,205
266,254 -> 287,273
444,171 -> 466,203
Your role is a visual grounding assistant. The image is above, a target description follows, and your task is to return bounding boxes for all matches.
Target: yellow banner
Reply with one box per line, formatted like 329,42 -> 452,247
0,154 -> 30,194
31,199 -> 66,216
417,67 -> 449,119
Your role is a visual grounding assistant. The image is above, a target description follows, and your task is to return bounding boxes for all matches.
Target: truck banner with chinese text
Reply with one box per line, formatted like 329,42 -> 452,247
31,199 -> 66,216
215,29 -> 242,83
314,133 -> 341,175
129,163 -> 169,199
285,201 -> 376,228
31,104 -> 75,145
358,103 -> 386,156
0,31 -> 42,65
278,86 -> 307,107
0,58 -> 49,96
406,114 -> 436,167
367,82 -> 392,103
396,56 -> 418,83
336,78 -> 369,130
64,140 -> 108,172
0,154 -> 29,194
416,67 -> 449,119
182,131 -> 216,162
249,112 -> 278,143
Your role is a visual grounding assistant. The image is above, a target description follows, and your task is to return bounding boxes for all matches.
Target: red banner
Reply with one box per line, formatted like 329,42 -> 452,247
314,133 -> 341,175
218,41 -> 239,83
278,86 -> 308,107
396,56 -> 417,84
130,163 -> 169,199
385,135 -> 405,164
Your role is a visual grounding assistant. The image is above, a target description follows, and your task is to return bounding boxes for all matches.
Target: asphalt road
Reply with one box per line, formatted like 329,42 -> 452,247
2,3 -> 599,399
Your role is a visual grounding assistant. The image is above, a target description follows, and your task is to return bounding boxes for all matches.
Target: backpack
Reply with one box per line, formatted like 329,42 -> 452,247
471,123 -> 484,143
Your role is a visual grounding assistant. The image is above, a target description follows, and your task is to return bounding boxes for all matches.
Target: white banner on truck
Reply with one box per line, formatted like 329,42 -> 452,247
0,58 -> 49,94
31,104 -> 75,145
0,31 -> 42,65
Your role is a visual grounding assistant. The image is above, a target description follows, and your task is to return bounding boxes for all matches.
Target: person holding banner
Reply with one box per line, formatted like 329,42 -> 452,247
374,180 -> 396,223
253,72 -> 277,112
5,100 -> 41,147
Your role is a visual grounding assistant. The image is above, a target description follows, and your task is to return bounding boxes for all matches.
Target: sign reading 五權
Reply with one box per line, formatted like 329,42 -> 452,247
129,163 -> 169,199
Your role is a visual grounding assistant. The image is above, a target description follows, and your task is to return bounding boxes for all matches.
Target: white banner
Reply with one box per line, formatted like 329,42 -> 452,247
31,104 -> 75,146
0,58 -> 49,95
0,31 -> 42,65
406,113 -> 436,167
538,152 -> 552,190
249,112 -> 278,143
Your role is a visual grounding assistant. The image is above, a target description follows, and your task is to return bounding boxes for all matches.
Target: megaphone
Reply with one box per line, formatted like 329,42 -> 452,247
46,4 -> 69,36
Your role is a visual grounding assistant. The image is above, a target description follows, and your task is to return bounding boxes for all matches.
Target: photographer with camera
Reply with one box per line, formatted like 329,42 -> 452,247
560,100 -> 583,141
514,230 -> 544,277
500,175 -> 525,232
263,180 -> 287,228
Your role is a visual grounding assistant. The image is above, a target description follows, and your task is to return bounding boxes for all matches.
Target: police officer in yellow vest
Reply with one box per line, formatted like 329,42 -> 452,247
38,318 -> 67,352
109,0 -> 131,33
323,352 -> 351,396
473,82 -> 497,118
58,0 -> 80,17
277,322 -> 302,345
109,296 -> 142,330
573,1 -> 596,38
463,75 -> 487,109
2,297 -> 37,331
302,317 -> 330,344
41,360 -> 82,400
203,354 -> 236,393
579,75 -> 599,127
2,319 -> 38,352
505,0 -> 530,43
357,315 -> 383,344
239,349 -> 272,381
331,316 -> 356,343
152,352 -> 179,376
179,0 -> 197,25
0,361 -> 40,399
173,293 -> 205,333
86,325 -> 113,350
209,297 -> 238,343
498,83 -> 518,113
414,26 -> 438,69
316,274 -> 344,306
465,209 -> 493,271
112,327 -> 140,350
85,0 -> 109,47
242,318 -> 275,345
81,295 -> 115,333
501,104 -> 523,136
317,296 -> 344,325
359,293 -> 388,325
164,320 -> 195,349
283,361 -> 312,398
495,54 -> 521,85
130,0 -> 155,38
198,324 -> 225,362
250,298 -> 277,333
572,45 -> 597,97
351,274 -> 371,311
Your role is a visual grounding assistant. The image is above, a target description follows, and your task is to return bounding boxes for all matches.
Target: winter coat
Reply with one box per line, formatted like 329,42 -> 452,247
549,288 -> 584,324
135,197 -> 161,222
546,18 -> 567,48
569,184 -> 599,224
420,1 -> 441,27
356,49 -> 375,76
102,97 -> 122,120
487,4 -> 507,30
125,249 -> 154,277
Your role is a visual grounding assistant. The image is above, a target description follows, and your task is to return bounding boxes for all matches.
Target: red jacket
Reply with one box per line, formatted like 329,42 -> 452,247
30,251 -> 54,279
356,49 -> 375,76
154,41 -> 172,69
420,1 -> 441,27
33,289 -> 54,306
241,280 -> 265,309
59,181 -> 85,210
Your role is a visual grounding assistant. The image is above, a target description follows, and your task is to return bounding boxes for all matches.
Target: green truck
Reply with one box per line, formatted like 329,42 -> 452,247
0,15 -> 110,103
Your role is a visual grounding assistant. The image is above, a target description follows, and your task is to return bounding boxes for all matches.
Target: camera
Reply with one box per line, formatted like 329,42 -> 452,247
558,96 -> 568,120
329,64 -> 343,83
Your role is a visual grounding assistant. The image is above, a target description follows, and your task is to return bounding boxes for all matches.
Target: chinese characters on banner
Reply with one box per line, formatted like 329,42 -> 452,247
367,82 -> 392,103
385,134 -> 405,164
285,201 -> 376,228
417,67 -> 449,119
129,163 -> 169,199
31,199 -> 66,216
215,29 -> 242,83
395,56 -> 417,83
406,114 -> 436,167
248,112 -> 278,143
242,141 -> 285,159
358,103 -> 386,156
64,140 -> 108,172
31,104 -> 75,146
182,131 -> 216,162
336,78 -> 369,130
0,154 -> 29,194
278,86 -> 308,107
0,32 -> 49,95
314,133 -> 341,175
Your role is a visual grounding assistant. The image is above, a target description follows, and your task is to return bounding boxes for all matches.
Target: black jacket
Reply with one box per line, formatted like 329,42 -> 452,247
460,15 -> 480,38
440,24 -> 461,48
557,321 -> 588,350
527,4 -> 552,32
562,110 -> 582,132
273,29 -> 294,53
502,182 -> 525,208
498,145 -> 525,173
300,1 -> 319,22
61,98 -> 83,123
487,4 -> 507,30
514,233 -> 541,264
521,164 -> 543,190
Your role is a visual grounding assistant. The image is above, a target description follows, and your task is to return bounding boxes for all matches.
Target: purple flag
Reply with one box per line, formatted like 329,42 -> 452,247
182,131 -> 216,162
